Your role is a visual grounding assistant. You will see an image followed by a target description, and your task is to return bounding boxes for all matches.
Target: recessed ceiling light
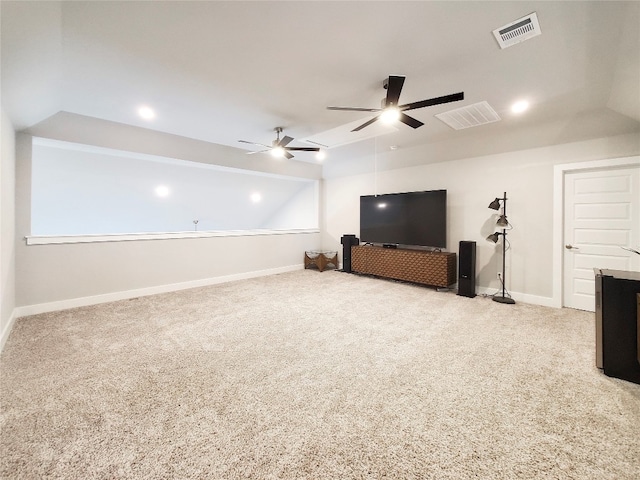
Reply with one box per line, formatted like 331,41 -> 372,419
511,100 -> 529,114
155,185 -> 170,197
316,150 -> 326,161
250,192 -> 262,203
138,105 -> 156,120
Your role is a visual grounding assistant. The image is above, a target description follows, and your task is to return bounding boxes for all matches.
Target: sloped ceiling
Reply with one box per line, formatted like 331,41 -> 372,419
2,1 -> 639,178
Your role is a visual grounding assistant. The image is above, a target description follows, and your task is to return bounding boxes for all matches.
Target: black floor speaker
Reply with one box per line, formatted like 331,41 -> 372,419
458,240 -> 476,298
340,234 -> 360,273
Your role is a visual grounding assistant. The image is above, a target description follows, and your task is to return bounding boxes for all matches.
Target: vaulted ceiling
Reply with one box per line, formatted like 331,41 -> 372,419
2,1 -> 639,177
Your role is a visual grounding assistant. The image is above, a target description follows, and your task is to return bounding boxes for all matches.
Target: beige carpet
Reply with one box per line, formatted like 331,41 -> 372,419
1,269 -> 639,479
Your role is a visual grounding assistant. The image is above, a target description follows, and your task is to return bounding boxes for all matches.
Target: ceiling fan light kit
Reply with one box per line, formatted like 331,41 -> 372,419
327,75 -> 464,132
270,146 -> 285,158
380,107 -> 401,124
238,127 -> 320,160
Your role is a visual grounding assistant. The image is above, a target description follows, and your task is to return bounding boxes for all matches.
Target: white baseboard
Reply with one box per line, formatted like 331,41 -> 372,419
14,264 -> 304,318
476,286 -> 558,308
1,308 -> 18,353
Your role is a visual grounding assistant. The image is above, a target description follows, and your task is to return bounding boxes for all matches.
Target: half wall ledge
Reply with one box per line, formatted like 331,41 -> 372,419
25,228 -> 320,245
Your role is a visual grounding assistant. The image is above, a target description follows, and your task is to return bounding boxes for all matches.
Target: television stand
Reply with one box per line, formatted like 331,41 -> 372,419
351,245 -> 457,288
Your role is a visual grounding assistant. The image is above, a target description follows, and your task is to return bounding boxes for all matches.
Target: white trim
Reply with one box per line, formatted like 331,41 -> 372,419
476,286 -> 556,308
25,228 -> 320,245
552,156 -> 640,309
0,309 -> 18,353
14,264 -> 304,318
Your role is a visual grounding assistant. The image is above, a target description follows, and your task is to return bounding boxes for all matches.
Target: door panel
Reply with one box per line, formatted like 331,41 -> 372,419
563,167 -> 639,311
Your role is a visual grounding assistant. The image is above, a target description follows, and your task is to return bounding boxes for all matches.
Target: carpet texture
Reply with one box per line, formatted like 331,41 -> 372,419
1,269 -> 639,479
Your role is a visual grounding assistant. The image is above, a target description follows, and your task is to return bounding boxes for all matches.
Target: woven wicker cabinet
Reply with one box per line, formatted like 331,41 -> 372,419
351,245 -> 456,288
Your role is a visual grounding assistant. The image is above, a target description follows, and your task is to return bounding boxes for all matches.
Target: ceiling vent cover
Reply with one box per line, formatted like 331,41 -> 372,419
435,101 -> 501,130
493,12 -> 541,49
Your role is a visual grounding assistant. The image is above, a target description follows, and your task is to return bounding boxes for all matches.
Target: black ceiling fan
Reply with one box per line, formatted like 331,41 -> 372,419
327,75 -> 464,132
238,127 -> 319,159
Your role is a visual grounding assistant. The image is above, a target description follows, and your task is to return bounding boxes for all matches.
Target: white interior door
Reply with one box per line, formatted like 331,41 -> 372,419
563,166 -> 640,311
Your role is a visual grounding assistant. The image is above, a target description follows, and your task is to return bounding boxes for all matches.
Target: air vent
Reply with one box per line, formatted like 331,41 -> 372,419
493,12 -> 541,49
435,101 -> 501,130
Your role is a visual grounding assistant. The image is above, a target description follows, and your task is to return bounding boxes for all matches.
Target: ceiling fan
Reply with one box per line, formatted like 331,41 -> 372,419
327,75 -> 464,132
238,127 -> 320,159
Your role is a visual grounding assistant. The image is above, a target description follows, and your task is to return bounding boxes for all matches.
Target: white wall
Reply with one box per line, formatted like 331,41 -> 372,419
1,109 -> 17,350
15,132 -> 322,313
12,113 -> 324,315
31,139 -> 319,235
323,133 -> 640,305
16,231 -> 320,313
262,181 -> 319,230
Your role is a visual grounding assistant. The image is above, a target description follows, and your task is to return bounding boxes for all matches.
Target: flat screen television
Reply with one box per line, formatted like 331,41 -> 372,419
360,189 -> 447,248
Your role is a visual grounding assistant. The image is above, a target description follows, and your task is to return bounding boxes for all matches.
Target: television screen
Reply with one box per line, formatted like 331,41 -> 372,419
360,190 -> 447,248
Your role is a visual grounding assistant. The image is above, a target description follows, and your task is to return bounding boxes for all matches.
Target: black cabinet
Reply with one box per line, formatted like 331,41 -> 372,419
595,269 -> 640,384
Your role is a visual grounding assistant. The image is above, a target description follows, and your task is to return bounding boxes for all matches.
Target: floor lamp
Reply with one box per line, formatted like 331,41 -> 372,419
486,192 -> 515,304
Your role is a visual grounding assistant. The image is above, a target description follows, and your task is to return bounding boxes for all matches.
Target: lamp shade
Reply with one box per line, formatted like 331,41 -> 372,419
486,232 -> 500,243
496,215 -> 509,227
488,198 -> 501,210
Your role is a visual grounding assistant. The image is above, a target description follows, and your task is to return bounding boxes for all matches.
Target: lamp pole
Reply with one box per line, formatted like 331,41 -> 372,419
494,192 -> 515,304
